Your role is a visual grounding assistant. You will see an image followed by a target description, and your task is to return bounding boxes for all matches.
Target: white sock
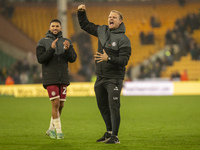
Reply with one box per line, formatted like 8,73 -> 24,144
53,117 -> 62,133
49,117 -> 55,131
107,131 -> 112,134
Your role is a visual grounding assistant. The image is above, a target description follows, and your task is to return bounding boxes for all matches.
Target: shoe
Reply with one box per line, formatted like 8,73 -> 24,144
57,133 -> 64,139
46,129 -> 50,136
49,130 -> 56,139
96,132 -> 112,143
46,129 -> 49,136
105,135 -> 120,144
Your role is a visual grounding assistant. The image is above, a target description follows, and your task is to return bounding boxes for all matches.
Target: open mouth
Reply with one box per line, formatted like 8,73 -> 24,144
110,22 -> 114,25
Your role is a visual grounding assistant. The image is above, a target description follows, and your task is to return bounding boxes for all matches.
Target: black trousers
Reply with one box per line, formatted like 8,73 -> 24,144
94,76 -> 123,136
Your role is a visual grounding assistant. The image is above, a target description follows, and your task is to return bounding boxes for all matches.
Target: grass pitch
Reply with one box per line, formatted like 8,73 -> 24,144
0,95 -> 200,150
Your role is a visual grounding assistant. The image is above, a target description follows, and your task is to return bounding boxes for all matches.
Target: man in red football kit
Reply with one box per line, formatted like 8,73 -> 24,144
36,19 -> 77,139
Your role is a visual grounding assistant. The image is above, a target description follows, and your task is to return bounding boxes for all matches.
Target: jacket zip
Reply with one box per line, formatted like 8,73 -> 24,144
101,36 -> 110,77
56,41 -> 61,83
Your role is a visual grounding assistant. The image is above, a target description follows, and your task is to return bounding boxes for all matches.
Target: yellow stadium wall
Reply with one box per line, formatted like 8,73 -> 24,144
173,81 -> 200,95
0,81 -> 200,97
0,83 -> 95,97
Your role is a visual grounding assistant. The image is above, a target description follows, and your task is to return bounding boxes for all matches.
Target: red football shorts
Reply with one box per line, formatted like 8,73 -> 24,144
46,85 -> 67,101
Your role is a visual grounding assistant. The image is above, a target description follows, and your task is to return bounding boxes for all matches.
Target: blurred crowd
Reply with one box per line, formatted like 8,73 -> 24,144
71,31 -> 95,82
127,10 -> 200,81
0,53 -> 42,85
1,0 -> 200,84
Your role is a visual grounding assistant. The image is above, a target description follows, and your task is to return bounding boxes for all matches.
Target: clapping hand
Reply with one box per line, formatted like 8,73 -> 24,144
51,38 -> 58,49
63,40 -> 70,50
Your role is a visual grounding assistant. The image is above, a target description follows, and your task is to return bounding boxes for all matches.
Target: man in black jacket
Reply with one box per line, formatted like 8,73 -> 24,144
78,5 -> 131,144
36,19 -> 77,139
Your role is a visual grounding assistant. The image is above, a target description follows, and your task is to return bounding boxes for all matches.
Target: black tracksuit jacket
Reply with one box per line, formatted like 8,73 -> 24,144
36,30 -> 77,89
78,10 -> 131,80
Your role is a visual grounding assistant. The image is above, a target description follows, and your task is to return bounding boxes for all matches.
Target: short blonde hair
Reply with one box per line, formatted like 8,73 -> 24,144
110,10 -> 123,21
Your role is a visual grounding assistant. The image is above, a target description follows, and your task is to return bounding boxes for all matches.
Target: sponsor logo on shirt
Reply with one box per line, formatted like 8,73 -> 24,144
114,86 -> 119,91
112,42 -> 116,47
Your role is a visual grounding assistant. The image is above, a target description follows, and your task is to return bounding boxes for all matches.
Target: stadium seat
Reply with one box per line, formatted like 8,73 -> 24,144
161,54 -> 200,80
9,1 -> 200,76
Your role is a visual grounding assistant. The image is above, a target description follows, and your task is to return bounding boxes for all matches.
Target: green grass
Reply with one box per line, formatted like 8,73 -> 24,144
0,96 -> 200,150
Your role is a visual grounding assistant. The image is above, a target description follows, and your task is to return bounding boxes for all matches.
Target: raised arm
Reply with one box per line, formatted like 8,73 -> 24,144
77,4 -> 98,37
